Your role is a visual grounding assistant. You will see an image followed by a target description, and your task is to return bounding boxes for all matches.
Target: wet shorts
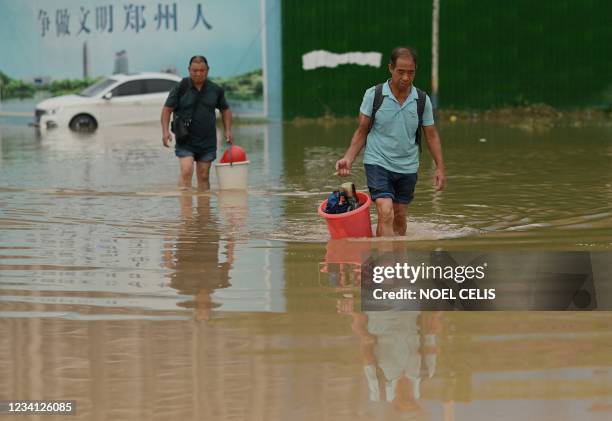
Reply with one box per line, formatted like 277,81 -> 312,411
364,164 -> 418,204
175,147 -> 216,162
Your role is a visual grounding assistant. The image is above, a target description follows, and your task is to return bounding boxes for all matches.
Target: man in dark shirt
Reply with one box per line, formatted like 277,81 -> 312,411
161,55 -> 233,190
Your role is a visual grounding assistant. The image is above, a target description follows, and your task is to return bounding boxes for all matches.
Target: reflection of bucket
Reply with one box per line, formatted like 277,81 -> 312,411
217,190 -> 249,232
324,238 -> 373,264
319,238 -> 373,286
214,161 -> 249,190
318,192 -> 373,239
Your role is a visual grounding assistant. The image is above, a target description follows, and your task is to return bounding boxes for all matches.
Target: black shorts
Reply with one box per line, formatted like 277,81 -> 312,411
175,147 -> 216,162
364,164 -> 418,204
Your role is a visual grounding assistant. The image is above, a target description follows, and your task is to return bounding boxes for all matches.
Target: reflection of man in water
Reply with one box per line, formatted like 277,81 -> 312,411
351,311 -> 442,413
163,194 -> 234,321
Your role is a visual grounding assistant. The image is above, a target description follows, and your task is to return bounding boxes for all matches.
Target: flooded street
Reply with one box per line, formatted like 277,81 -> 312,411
1,120 -> 612,420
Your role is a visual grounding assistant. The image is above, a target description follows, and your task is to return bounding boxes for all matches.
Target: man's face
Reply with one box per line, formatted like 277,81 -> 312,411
188,61 -> 208,84
388,56 -> 416,91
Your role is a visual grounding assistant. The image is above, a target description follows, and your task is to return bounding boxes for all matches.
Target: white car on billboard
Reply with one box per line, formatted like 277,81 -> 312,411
35,72 -> 181,131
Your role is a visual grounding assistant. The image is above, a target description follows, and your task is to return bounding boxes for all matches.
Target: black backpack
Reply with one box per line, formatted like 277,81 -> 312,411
367,83 -> 427,152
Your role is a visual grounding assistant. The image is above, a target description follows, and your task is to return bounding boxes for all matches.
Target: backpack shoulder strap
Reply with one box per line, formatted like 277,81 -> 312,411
172,78 -> 190,114
177,77 -> 189,99
415,88 -> 427,153
367,83 -> 384,133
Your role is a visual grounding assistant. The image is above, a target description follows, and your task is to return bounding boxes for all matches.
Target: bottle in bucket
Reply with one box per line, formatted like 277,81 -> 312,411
340,182 -> 359,211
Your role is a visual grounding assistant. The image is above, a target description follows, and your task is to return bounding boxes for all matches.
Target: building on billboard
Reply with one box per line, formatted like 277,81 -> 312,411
113,50 -> 129,75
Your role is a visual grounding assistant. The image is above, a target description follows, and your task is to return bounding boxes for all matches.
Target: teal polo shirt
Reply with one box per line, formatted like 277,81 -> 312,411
165,78 -> 229,152
360,81 -> 434,174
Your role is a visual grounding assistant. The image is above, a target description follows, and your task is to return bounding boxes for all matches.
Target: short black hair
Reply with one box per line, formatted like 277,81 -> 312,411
189,55 -> 209,67
389,47 -> 417,67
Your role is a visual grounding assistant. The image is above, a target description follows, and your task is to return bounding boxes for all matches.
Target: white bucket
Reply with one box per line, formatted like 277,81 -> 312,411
214,161 -> 249,190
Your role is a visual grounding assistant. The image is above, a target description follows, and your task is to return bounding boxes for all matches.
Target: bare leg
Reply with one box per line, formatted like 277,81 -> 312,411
195,161 -> 213,191
178,156 -> 195,189
375,198 -> 395,237
392,203 -> 407,236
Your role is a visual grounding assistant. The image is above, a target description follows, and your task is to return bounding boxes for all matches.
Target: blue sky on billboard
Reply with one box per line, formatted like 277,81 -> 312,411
0,0 -> 263,79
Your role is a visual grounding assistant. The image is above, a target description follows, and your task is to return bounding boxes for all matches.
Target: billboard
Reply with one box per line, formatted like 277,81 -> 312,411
0,0 -> 281,119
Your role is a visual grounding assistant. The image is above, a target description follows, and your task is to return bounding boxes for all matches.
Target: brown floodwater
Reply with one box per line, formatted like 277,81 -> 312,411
1,119 -> 612,420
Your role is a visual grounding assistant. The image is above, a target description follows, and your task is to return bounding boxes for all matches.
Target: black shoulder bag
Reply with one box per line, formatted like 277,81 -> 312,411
171,78 -> 205,144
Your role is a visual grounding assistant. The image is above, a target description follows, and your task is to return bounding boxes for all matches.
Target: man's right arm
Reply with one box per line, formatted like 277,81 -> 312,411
335,113 -> 371,176
161,106 -> 173,147
162,82 -> 181,148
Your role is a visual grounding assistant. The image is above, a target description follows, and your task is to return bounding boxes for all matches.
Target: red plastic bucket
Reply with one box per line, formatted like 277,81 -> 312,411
318,191 -> 373,239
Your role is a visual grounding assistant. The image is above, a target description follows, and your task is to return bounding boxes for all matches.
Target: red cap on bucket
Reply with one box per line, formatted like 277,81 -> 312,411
220,145 -> 248,164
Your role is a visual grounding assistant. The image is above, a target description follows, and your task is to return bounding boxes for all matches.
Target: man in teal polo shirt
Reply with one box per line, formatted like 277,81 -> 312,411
161,55 -> 233,190
336,47 -> 446,237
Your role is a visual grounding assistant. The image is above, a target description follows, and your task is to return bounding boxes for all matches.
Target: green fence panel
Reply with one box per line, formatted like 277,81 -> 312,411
282,0 -> 611,118
282,0 -> 432,119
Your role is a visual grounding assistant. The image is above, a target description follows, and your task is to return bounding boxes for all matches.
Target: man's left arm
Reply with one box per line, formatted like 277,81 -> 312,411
217,87 -> 233,143
221,108 -> 233,143
423,124 -> 446,191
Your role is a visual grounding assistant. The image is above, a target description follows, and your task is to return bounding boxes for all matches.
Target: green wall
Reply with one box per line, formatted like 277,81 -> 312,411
282,0 -> 611,119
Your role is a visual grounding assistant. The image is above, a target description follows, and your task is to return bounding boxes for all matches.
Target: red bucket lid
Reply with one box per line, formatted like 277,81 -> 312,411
220,145 -> 248,163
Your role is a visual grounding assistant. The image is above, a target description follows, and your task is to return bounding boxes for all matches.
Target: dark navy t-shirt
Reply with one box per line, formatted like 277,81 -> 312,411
165,78 -> 229,152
